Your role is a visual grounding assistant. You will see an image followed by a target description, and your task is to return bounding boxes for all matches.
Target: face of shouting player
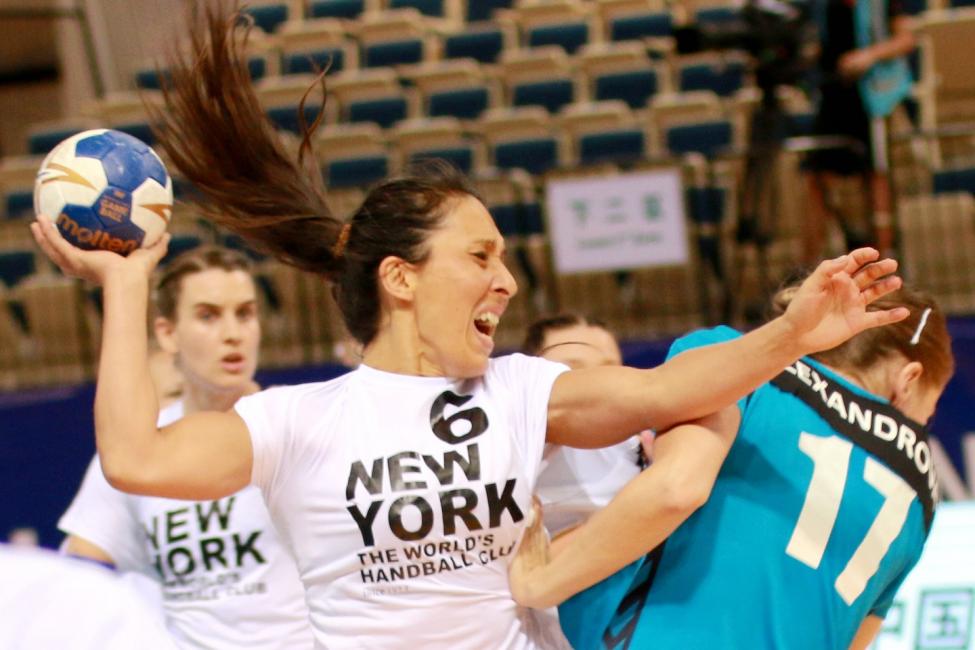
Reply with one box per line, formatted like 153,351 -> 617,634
394,194 -> 518,378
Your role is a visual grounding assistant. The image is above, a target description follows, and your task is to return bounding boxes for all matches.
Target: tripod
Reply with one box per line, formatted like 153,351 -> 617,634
731,82 -> 794,323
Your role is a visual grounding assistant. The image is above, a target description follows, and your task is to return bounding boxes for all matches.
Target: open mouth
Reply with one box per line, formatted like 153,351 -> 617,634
474,312 -> 499,338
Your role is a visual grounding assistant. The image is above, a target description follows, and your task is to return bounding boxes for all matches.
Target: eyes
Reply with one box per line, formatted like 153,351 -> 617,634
193,303 -> 258,323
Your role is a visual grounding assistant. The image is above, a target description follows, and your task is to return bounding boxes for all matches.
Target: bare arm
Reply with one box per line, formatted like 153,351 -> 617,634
32,217 -> 252,499
547,249 -> 906,448
511,406 -> 740,609
839,15 -> 916,78
849,615 -> 883,650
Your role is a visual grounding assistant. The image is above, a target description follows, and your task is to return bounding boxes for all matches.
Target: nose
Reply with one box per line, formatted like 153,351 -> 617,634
495,258 -> 518,298
221,312 -> 242,342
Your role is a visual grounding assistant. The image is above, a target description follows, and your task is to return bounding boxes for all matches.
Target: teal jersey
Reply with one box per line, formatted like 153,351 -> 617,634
560,326 -> 936,650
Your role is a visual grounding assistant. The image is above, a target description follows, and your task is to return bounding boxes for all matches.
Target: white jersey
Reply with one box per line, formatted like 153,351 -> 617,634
235,354 -> 567,649
58,402 -> 313,650
0,545 -> 177,650
535,438 -> 643,535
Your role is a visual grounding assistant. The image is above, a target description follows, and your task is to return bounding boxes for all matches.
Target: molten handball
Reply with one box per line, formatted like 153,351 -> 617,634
34,129 -> 173,255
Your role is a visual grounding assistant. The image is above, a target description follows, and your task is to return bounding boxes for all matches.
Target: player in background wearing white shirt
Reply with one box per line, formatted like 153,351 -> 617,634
58,246 -> 313,649
0,544 -> 178,650
524,314 -> 650,536
31,3 -> 910,647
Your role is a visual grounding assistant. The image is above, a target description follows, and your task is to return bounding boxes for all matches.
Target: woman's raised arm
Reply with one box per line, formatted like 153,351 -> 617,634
31,216 -> 252,499
546,248 -> 907,447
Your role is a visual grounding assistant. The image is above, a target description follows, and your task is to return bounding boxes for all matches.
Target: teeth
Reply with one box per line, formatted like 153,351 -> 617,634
475,313 -> 499,327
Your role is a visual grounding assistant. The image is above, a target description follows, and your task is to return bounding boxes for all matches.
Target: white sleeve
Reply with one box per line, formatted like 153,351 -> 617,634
234,386 -> 293,497
57,456 -> 147,572
491,354 -> 569,484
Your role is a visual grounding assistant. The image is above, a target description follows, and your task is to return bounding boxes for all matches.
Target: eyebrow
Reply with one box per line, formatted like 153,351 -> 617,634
192,299 -> 258,310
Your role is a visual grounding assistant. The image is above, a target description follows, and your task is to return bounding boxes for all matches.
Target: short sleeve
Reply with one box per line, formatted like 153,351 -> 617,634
666,326 -> 750,413
489,354 -> 569,482
234,386 -> 293,496
57,456 -> 146,572
870,550 -> 922,617
665,325 -> 742,361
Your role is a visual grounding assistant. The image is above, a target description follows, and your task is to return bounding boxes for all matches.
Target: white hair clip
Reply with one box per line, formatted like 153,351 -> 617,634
910,308 -> 933,346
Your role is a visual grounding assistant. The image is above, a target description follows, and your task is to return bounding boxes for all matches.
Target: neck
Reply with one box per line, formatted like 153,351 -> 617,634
180,379 -> 254,415
362,311 -> 443,376
819,361 -> 891,401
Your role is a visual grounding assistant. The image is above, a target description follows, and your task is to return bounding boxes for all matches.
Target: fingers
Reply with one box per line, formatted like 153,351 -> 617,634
845,247 -> 880,273
31,216 -> 76,273
860,274 -> 903,304
134,232 -> 171,267
853,258 -> 898,290
860,306 -> 910,329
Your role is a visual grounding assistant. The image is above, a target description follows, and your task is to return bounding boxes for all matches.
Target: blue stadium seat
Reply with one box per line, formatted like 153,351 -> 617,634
593,69 -> 658,109
266,105 -> 325,134
512,79 -> 575,114
665,120 -> 733,157
113,122 -> 155,145
28,127 -> 89,156
282,48 -> 347,75
4,192 -> 33,220
161,235 -> 203,266
527,22 -> 591,55
326,156 -> 389,188
933,168 -> 975,195
679,61 -> 746,97
0,251 -> 35,288
578,129 -> 645,165
347,96 -> 409,129
609,12 -> 673,41
363,39 -> 425,68
428,87 -> 491,120
466,0 -> 513,22
240,3 -> 289,33
444,27 -> 506,64
494,138 -> 560,175
309,0 -> 366,19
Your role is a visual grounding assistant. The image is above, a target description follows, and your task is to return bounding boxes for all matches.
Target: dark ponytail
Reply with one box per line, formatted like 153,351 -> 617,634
150,0 -> 345,279
151,1 -> 479,345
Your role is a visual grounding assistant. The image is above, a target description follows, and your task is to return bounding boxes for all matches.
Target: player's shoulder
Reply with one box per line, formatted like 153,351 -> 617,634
669,325 -> 742,357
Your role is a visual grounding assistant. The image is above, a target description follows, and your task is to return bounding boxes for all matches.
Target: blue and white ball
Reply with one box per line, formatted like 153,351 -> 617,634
34,129 -> 173,255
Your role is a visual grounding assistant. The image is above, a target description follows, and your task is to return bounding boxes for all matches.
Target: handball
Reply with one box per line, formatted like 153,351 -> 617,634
34,129 -> 173,255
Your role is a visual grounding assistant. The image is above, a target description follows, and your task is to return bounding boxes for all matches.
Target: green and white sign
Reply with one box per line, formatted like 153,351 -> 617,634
545,169 -> 688,274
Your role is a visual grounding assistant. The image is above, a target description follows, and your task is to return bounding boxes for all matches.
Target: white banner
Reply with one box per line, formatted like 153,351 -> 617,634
874,500 -> 975,649
545,170 -> 689,274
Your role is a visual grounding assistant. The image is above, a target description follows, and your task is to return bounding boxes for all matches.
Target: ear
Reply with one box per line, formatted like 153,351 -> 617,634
154,316 -> 178,355
892,360 -> 924,403
377,256 -> 417,303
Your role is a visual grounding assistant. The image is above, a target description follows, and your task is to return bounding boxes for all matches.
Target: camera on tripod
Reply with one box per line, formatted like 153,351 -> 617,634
673,0 -> 814,94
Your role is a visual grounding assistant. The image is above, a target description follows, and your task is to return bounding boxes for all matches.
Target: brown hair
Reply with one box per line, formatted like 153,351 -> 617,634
522,313 -> 612,356
771,285 -> 954,389
154,245 -> 254,320
150,1 -> 477,345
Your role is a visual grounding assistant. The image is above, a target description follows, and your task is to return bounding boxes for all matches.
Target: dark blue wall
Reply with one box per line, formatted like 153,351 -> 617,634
2,323 -> 973,549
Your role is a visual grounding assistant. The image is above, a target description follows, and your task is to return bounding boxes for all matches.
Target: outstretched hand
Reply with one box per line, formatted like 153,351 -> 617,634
30,214 -> 170,286
783,248 -> 909,355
